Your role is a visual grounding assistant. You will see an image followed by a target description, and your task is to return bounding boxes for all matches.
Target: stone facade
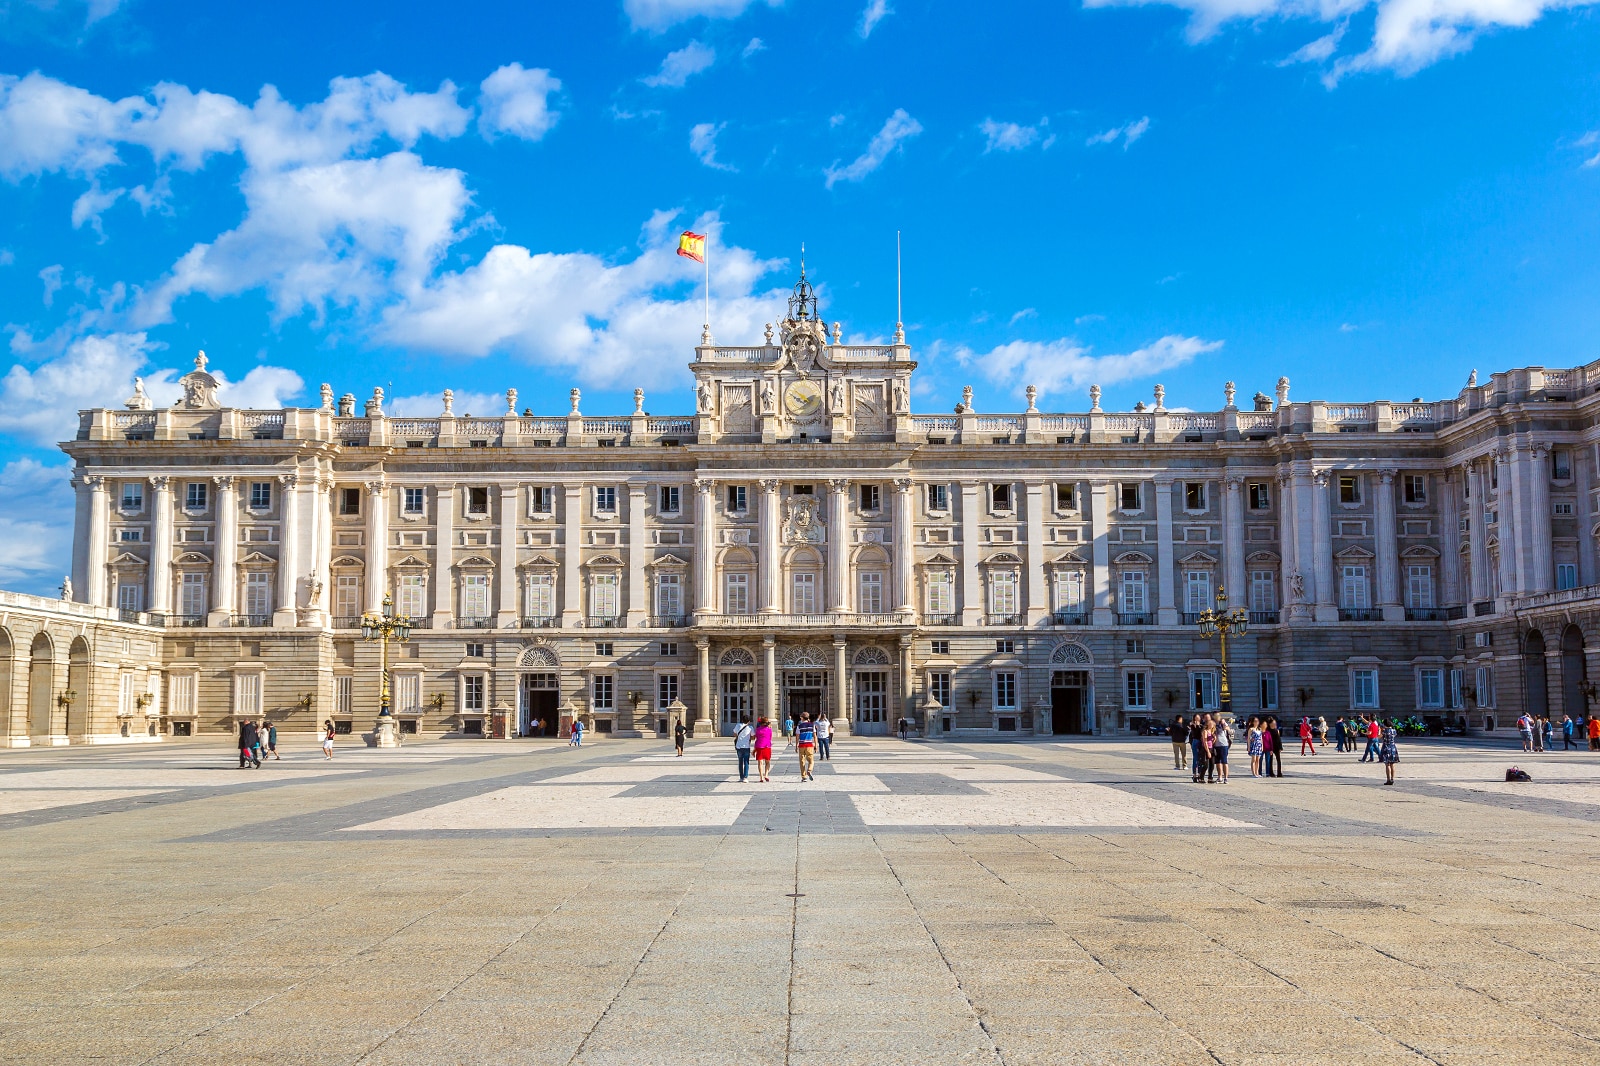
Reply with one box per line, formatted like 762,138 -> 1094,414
18,274 -> 1600,743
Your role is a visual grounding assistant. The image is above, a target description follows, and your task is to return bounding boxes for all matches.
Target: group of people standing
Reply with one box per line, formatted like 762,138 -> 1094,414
1517,713 -> 1600,752
236,718 -> 281,768
730,712 -> 832,782
1168,714 -> 1234,783
1170,711 -> 1398,783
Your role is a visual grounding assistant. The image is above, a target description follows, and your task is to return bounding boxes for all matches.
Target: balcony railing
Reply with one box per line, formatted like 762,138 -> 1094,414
457,615 -> 495,630
1052,611 -> 1088,626
1117,612 -> 1153,626
1405,608 -> 1450,621
520,615 -> 559,629
586,615 -> 623,629
332,615 -> 363,629
697,612 -> 912,628
231,614 -> 271,627
647,615 -> 688,628
164,613 -> 206,628
923,613 -> 959,626
1338,608 -> 1382,622
1248,611 -> 1280,625
117,608 -> 146,623
1181,612 -> 1203,626
986,613 -> 1022,626
1473,601 -> 1496,616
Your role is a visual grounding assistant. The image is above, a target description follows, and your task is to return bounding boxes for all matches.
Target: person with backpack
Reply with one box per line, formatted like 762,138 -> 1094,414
815,713 -> 832,760
1517,713 -> 1534,752
795,712 -> 817,782
238,719 -> 260,769
733,714 -> 753,782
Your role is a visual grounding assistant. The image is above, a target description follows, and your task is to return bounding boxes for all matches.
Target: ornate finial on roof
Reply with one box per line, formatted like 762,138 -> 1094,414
195,350 -> 207,371
787,244 -> 819,322
124,377 -> 152,410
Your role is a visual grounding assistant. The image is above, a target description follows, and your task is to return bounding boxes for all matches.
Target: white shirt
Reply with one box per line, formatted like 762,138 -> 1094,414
734,723 -> 752,750
815,717 -> 831,739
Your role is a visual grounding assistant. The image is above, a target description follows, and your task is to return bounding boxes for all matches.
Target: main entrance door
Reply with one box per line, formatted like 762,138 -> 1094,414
720,671 -> 754,735
789,690 -> 822,724
855,670 -> 888,735
520,673 -> 559,736
1052,670 -> 1089,734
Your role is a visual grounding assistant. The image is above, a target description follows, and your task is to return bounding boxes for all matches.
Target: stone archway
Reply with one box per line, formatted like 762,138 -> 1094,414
1523,629 -> 1549,719
28,631 -> 54,737
1560,624 -> 1587,722
67,637 -> 90,737
0,626 -> 11,741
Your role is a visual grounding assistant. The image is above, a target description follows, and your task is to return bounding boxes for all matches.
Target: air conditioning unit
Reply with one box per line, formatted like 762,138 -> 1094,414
1475,632 -> 1493,648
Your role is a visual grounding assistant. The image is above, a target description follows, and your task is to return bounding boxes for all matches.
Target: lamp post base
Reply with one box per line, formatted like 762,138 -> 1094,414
372,716 -> 402,748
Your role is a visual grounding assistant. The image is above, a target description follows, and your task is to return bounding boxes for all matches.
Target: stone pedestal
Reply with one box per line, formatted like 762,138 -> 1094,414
372,716 -> 401,748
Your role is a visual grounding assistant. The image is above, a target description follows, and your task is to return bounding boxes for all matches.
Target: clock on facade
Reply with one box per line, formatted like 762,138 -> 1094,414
784,380 -> 823,420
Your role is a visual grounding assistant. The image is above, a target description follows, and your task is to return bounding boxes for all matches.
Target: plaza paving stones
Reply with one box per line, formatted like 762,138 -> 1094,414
2,735 -> 1599,1064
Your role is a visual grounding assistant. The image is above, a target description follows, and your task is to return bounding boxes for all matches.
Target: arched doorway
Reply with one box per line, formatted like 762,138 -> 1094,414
1523,629 -> 1549,720
1561,624 -> 1588,722
0,627 -> 12,740
27,632 -> 54,737
67,637 -> 90,737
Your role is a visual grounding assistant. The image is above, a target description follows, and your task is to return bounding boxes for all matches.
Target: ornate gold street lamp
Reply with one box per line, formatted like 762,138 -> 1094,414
361,593 -> 411,744
1197,586 -> 1248,717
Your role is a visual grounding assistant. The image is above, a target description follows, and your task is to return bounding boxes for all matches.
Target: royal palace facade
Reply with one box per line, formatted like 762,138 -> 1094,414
7,274 -> 1600,745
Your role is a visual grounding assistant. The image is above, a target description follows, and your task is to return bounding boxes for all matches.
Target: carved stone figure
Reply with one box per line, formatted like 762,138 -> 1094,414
830,381 -> 845,412
308,579 -> 323,607
697,381 -> 714,413
124,377 -> 152,410
319,383 -> 334,410
831,321 -> 842,344
1288,570 -> 1305,601
1253,391 -> 1272,412
759,380 -> 774,414
783,494 -> 825,544
177,351 -> 221,410
60,576 -> 72,601
1276,376 -> 1291,406
1467,369 -> 1478,388
893,378 -> 909,413
442,389 -> 454,415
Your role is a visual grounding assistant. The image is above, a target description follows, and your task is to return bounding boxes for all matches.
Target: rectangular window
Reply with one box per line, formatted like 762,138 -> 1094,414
1185,571 -> 1212,615
118,582 -> 142,613
660,642 -> 677,656
403,487 -> 424,514
594,486 -> 617,513
726,485 -> 747,512
594,641 -> 613,657
1341,565 -> 1370,609
1248,483 -> 1270,510
858,572 -> 883,614
393,673 -> 420,715
186,482 -> 207,510
1190,671 -> 1218,710
926,573 -> 953,616
1555,501 -> 1574,516
169,672 -> 196,718
993,671 -> 1017,710
525,573 -> 554,619
118,529 -> 142,542
1553,450 -> 1572,480
1557,563 -> 1578,591
397,574 -> 426,618
1417,668 -> 1444,709
461,573 -> 490,618
334,674 -> 352,716
929,671 -> 952,709
236,672 -> 262,719
725,572 -> 750,614
1125,637 -> 1145,656
991,484 -> 1012,511
592,674 -> 614,711
466,487 -> 489,515
658,673 -> 679,708
989,571 -> 1018,617
244,572 -> 271,617
1259,670 -> 1279,710
658,485 -> 680,513
1055,483 -> 1076,510
1450,668 -> 1463,709
121,483 -> 143,510
927,483 -> 948,511
792,572 -> 817,615
180,573 -> 206,616
1249,570 -> 1277,613
1054,570 -> 1086,615
463,674 -> 484,712
591,573 -> 619,618
859,484 -> 880,512
929,640 -> 950,656
995,639 -> 1016,656
1120,483 -> 1141,511
1121,570 -> 1147,614
529,486 -> 553,514
1404,475 -> 1427,504
1351,668 -> 1379,708
249,482 -> 271,510
339,487 -> 360,515
655,573 -> 682,618
1475,666 -> 1496,708
1406,565 -> 1435,608
1184,482 -> 1206,511
1338,476 -> 1361,504
465,642 -> 484,658
1125,670 -> 1149,710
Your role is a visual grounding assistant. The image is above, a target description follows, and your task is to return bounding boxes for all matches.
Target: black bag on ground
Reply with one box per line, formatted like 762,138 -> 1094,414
1506,767 -> 1532,782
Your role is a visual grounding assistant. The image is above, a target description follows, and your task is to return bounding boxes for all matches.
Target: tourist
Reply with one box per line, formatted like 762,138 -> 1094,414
1541,716 -> 1554,753
734,714 -> 753,782
1590,714 -> 1600,751
1265,717 -> 1284,777
816,714 -> 832,760
1213,713 -> 1232,784
251,719 -> 268,764
1518,712 -> 1534,752
322,719 -> 335,760
1170,715 -> 1189,769
238,719 -> 260,769
796,712 -> 817,781
530,716 -> 543,738
1316,715 -> 1329,746
1562,714 -> 1576,750
674,719 -> 687,756
1189,714 -> 1207,782
1379,718 -> 1400,785
265,720 -> 280,761
784,714 -> 794,739
1299,717 -> 1317,756
1247,716 -> 1264,777
570,719 -> 584,748
1360,717 -> 1381,762
753,716 -> 774,782
1334,716 -> 1348,753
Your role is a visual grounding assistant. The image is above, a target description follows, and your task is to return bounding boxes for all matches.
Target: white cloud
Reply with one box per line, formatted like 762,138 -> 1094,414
1081,0 -> 1596,78
859,0 -> 894,38
624,0 -> 779,31
954,334 -> 1222,401
824,108 -> 922,188
1578,130 -> 1600,168
980,118 -> 1046,153
642,40 -> 717,87
1086,116 -> 1150,149
690,122 -> 735,170
39,264 -> 63,307
0,457 -> 75,593
70,182 -> 123,234
742,37 -> 767,57
1279,23 -> 1347,66
477,64 -> 561,142
1009,308 -> 1037,325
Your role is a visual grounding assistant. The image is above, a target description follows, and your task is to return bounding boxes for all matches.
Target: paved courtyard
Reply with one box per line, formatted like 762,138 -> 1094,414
1,733 -> 1598,1065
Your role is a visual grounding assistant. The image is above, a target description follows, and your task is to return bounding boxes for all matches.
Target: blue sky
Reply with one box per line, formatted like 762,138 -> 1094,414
1,0 -> 1598,593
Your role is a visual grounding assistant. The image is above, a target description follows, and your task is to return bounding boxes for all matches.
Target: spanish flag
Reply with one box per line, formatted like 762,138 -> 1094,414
676,230 -> 706,263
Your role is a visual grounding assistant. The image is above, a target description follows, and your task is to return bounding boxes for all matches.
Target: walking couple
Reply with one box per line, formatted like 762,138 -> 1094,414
733,711 -> 829,782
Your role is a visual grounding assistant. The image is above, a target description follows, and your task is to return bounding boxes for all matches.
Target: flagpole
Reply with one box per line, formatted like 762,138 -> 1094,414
704,236 -> 711,341
894,230 -> 905,344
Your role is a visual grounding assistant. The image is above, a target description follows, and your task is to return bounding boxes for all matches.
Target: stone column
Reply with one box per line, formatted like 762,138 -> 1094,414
1309,470 -> 1336,622
1494,449 -> 1517,603
1279,471 -> 1306,621
273,473 -> 300,627
827,478 -> 850,612
1223,476 -> 1246,610
498,484 -> 520,626
1025,482 -> 1048,625
898,635 -> 914,728
833,635 -> 849,733
1153,477 -> 1177,625
70,473 -> 90,604
758,479 -> 781,615
627,484 -> 648,626
763,635 -> 777,727
1508,443 -> 1531,594
1374,469 -> 1402,621
1090,481 -> 1113,626
210,476 -> 238,624
562,484 -> 583,627
696,638 -> 712,734
1528,443 -> 1553,593
311,477 -> 332,628
362,480 -> 388,614
893,478 -> 916,616
693,478 -> 716,620
960,482 -> 983,625
1439,469 -> 1463,607
1466,462 -> 1490,602
433,483 -> 455,628
85,475 -> 109,607
1578,447 -> 1597,587
149,476 -> 174,615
